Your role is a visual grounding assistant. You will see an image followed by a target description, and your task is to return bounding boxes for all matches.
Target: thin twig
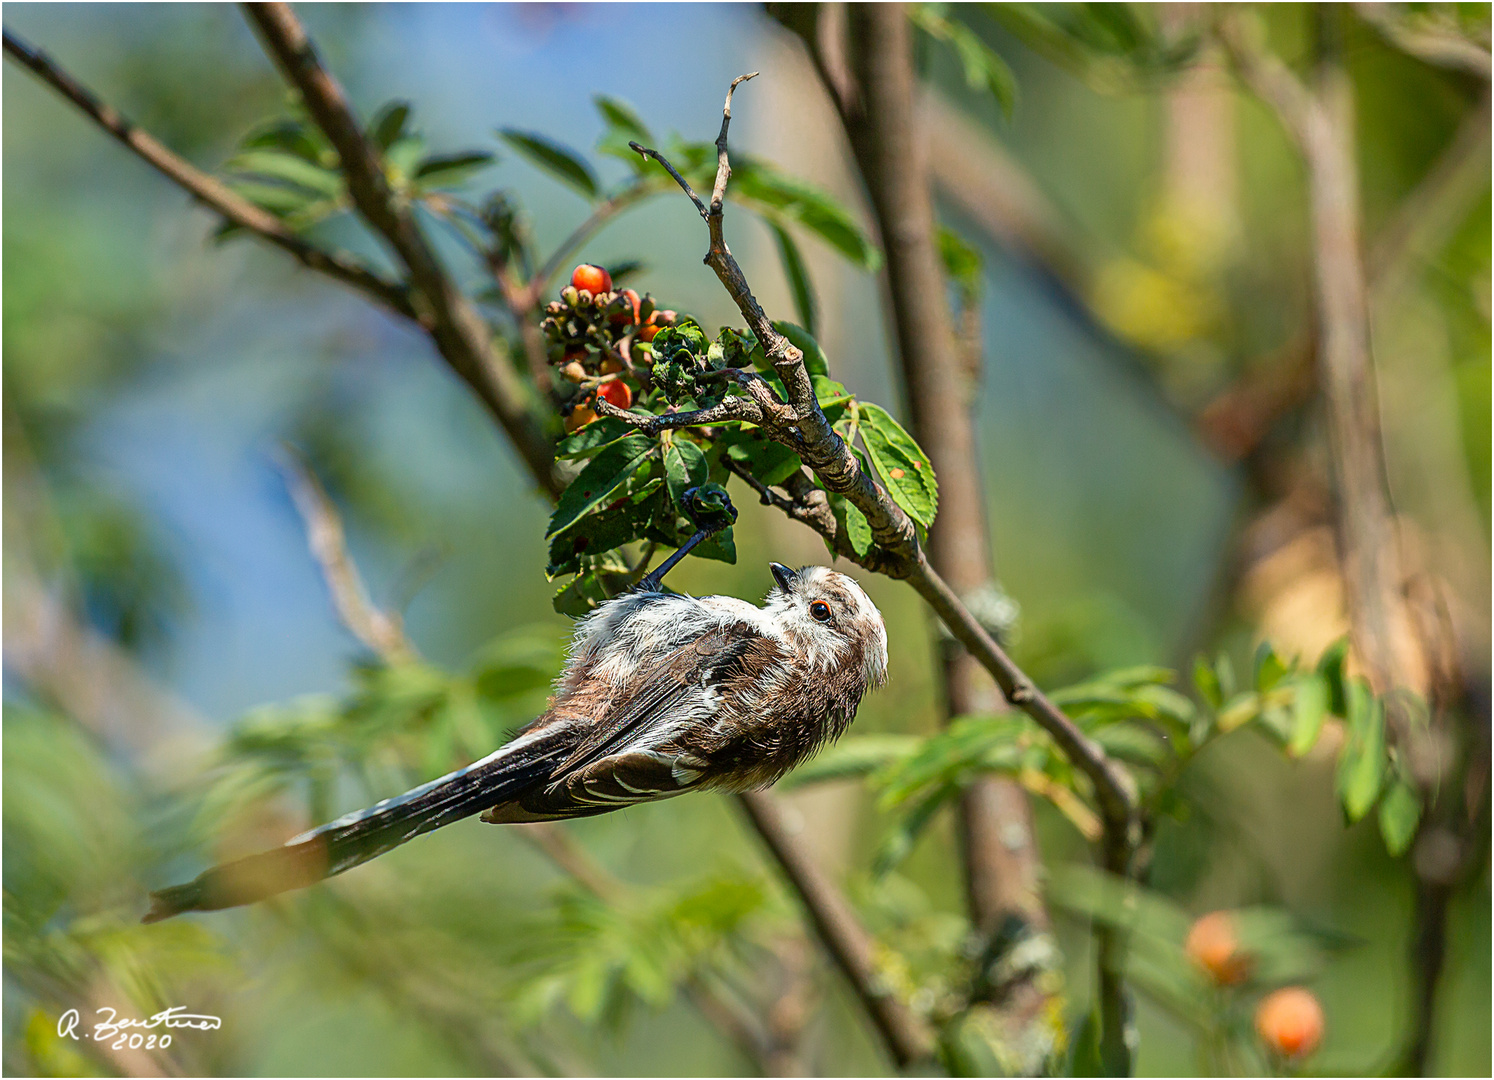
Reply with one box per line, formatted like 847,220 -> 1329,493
273,445 -> 416,665
630,78 -> 1135,831
1354,2 -> 1491,80
1,28 -> 412,317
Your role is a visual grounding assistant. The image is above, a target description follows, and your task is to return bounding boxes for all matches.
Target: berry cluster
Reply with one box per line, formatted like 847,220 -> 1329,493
540,264 -> 678,431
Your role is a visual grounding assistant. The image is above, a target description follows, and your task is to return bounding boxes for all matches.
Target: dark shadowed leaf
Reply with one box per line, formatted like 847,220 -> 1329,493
498,129 -> 600,201
546,434 -> 654,538
556,417 -> 633,459
413,151 -> 495,189
663,439 -> 707,507
858,403 -> 938,528
369,101 -> 411,150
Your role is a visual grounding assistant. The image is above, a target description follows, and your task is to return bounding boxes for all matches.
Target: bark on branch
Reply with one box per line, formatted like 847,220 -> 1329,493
242,2 -> 561,497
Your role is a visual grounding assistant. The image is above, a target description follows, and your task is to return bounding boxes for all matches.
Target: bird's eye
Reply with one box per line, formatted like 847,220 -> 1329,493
810,601 -> 832,623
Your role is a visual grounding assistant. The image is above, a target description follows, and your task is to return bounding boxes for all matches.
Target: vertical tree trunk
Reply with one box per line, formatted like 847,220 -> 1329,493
780,4 -> 1060,1070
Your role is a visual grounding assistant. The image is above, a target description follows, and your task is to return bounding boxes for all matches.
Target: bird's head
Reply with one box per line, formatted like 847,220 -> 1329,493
763,563 -> 888,687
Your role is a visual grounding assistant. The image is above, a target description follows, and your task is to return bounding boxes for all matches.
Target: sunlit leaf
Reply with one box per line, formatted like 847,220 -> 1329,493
858,403 -> 939,528
1378,776 -> 1422,856
1288,673 -> 1329,758
1336,679 -> 1386,822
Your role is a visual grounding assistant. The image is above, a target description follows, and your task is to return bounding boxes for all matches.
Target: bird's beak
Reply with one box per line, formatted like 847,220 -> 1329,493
769,562 -> 798,593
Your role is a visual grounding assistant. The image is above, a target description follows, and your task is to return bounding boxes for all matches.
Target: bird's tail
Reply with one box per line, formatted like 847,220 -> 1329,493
143,729 -> 564,922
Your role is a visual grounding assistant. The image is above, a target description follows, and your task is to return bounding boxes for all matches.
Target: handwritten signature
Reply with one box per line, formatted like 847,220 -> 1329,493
58,1006 -> 221,1051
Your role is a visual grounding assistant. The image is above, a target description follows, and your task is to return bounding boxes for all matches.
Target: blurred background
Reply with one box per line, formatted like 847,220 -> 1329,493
3,3 -> 1487,1076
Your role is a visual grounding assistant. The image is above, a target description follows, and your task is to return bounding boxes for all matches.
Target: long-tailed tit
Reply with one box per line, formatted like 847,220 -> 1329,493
144,562 -> 888,921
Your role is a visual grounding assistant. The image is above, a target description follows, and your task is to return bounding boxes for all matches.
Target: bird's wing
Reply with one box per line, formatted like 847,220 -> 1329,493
481,624 -> 778,822
554,623 -> 755,775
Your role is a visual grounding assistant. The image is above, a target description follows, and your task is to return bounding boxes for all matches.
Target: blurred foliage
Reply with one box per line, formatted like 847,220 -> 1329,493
3,3 -> 1488,1077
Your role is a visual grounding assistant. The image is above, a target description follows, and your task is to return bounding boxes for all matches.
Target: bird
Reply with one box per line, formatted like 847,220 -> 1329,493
143,562 -> 888,921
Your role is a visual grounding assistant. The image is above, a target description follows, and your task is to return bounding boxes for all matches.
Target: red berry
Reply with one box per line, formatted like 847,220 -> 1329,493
571,263 -> 612,294
1256,987 -> 1324,1060
597,380 -> 632,411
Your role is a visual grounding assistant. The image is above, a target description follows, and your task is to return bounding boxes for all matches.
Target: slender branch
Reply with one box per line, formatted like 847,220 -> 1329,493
630,81 -> 1135,829
737,791 -> 936,1067
1354,3 -> 1492,80
273,444 -> 417,665
1,28 -> 412,317
242,2 -> 561,498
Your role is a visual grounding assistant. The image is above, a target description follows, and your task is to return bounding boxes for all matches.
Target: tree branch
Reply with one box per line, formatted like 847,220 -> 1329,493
630,79 -> 1135,830
241,2 -> 562,498
1354,2 -> 1492,80
737,791 -> 936,1067
1,27 -> 413,318
273,444 -> 417,666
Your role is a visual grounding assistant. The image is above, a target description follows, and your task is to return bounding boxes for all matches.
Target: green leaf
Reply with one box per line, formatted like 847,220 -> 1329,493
594,94 -> 653,145
224,178 -> 325,215
769,223 -> 818,338
1288,673 -> 1329,758
383,134 -> 427,184
841,498 -> 873,559
546,500 -> 648,578
717,425 -> 803,487
369,101 -> 411,150
226,149 -> 343,197
729,161 -> 882,271
1253,640 -> 1289,693
910,5 -> 1018,116
873,783 -> 954,879
772,321 -> 830,377
780,734 -> 919,787
546,434 -> 653,538
553,571 -> 610,617
413,151 -> 495,189
1378,777 -> 1422,857
1318,637 -> 1350,716
240,117 -> 327,163
1193,654 -> 1222,709
556,416 -> 634,460
663,439 -> 707,507
498,129 -> 600,201
858,402 -> 939,528
937,226 -> 983,292
1336,679 -> 1387,822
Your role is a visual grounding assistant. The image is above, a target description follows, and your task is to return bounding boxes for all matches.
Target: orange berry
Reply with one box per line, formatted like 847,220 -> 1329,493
1186,911 -> 1250,986
1255,987 -> 1324,1060
599,356 -> 623,375
597,380 -> 632,411
571,263 -> 611,294
564,402 -> 598,432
